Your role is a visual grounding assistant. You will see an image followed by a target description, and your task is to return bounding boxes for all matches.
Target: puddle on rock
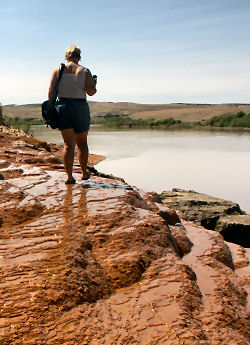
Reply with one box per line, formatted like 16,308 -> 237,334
82,180 -> 133,190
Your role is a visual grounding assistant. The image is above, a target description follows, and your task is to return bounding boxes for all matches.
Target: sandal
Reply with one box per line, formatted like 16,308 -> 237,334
81,173 -> 91,180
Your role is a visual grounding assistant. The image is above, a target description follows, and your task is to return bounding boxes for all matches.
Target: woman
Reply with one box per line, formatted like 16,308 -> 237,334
48,45 -> 97,184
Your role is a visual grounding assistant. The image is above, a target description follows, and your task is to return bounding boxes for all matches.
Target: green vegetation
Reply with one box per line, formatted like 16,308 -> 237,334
4,116 -> 44,133
199,111 -> 250,128
3,110 -> 250,133
92,111 -> 250,130
92,113 -> 182,128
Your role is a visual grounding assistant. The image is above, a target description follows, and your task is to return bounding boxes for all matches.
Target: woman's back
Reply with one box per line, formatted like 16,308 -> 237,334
58,62 -> 87,99
64,61 -> 84,75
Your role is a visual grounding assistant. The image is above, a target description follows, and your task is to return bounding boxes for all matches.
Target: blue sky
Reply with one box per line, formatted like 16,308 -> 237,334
0,0 -> 249,105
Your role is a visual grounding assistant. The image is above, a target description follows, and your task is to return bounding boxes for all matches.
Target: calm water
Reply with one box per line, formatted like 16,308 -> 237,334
30,125 -> 250,213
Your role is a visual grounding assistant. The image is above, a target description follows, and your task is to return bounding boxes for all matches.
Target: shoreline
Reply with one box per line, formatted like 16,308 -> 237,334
1,123 -> 249,220
26,123 -> 250,213
0,124 -> 106,167
90,123 -> 250,132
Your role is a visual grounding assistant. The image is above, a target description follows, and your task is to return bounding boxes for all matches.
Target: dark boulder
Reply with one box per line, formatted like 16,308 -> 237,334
160,188 -> 249,247
217,215 -> 250,247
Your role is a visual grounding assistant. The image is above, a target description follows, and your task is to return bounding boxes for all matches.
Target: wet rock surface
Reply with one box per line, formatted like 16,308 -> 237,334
0,127 -> 250,344
160,188 -> 249,248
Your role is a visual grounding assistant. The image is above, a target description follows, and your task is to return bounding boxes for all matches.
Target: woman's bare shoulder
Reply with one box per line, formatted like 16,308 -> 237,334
77,65 -> 85,73
51,65 -> 61,77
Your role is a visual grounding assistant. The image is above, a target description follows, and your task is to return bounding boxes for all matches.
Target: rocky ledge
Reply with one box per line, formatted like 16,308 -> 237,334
0,126 -> 249,344
160,188 -> 250,248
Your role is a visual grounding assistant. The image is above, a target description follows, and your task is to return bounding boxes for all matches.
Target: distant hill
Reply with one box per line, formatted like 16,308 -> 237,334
3,102 -> 250,123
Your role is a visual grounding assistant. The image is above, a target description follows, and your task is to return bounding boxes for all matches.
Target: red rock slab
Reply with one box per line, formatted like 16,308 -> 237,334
0,166 -> 249,344
0,127 -> 249,344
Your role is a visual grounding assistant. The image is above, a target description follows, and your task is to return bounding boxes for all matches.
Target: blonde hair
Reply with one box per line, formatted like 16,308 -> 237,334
65,45 -> 81,61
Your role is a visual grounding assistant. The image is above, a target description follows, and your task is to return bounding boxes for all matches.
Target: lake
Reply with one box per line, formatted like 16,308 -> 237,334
29,125 -> 250,213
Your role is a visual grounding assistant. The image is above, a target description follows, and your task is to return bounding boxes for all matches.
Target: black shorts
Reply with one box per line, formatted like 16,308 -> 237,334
56,98 -> 90,133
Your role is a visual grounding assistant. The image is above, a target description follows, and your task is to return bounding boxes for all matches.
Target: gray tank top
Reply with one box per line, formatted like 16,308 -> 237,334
58,69 -> 87,99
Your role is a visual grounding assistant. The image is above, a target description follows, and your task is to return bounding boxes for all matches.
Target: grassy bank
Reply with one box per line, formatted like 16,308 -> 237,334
200,111 -> 250,128
4,111 -> 250,132
4,116 -> 44,133
91,111 -> 250,130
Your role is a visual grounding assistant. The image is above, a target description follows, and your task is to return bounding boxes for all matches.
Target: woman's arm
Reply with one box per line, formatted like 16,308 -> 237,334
85,69 -> 97,96
48,66 -> 60,99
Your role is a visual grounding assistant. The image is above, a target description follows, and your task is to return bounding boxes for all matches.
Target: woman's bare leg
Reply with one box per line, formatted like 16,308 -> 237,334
75,131 -> 89,179
61,128 -> 76,182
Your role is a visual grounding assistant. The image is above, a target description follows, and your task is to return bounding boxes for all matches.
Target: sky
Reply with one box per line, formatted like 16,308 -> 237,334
0,0 -> 250,105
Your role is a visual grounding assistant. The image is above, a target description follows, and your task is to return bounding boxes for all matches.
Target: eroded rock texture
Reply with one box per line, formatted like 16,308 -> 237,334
0,127 -> 250,344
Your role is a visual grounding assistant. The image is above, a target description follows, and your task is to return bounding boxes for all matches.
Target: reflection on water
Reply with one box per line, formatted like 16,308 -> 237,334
30,126 -> 250,213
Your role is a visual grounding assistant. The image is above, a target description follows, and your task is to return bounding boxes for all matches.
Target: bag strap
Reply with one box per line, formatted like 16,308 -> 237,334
51,63 -> 65,102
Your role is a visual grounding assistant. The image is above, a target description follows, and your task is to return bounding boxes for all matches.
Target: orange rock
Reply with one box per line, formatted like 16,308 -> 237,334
0,127 -> 249,345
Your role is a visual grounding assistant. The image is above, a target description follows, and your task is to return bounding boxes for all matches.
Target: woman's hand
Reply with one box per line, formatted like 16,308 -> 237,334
85,69 -> 97,96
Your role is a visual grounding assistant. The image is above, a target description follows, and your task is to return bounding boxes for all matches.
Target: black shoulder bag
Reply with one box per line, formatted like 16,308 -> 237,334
42,63 -> 65,129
